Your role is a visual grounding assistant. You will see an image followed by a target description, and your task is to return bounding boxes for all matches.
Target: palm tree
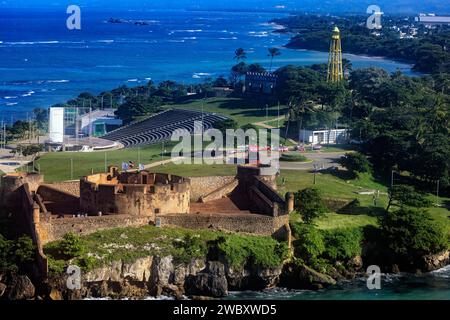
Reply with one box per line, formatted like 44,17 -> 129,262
234,48 -> 247,62
285,97 -> 314,144
267,47 -> 281,72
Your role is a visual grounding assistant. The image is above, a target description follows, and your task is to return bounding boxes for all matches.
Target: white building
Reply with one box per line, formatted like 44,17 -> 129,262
48,107 -> 65,143
78,109 -> 122,137
299,129 -> 348,145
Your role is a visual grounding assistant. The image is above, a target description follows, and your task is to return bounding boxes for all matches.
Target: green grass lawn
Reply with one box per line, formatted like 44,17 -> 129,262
149,162 -> 237,177
168,97 -> 287,127
23,142 -> 173,182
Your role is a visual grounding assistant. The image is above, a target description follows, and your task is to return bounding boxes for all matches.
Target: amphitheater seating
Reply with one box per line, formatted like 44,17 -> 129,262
101,108 -> 228,148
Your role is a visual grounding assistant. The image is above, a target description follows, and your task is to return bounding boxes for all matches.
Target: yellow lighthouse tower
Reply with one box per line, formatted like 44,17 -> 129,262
327,26 -> 344,83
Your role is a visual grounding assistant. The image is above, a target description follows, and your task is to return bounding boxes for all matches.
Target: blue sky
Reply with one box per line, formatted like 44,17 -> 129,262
0,0 -> 448,14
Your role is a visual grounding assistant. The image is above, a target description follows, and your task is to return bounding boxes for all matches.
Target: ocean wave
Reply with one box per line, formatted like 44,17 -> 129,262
182,37 -> 197,40
168,40 -> 185,43
95,40 -> 115,43
4,40 -> 60,45
430,265 -> 450,278
6,102 -> 18,106
218,37 -> 238,40
46,80 -> 69,83
192,72 -> 212,79
22,90 -> 35,97
4,96 -> 17,99
127,79 -> 139,82
249,31 -> 269,37
172,29 -> 203,33
96,65 -> 125,68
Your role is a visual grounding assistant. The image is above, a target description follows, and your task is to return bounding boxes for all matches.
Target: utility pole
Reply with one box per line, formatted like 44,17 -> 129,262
391,170 -> 394,189
70,158 -> 74,180
436,180 -> 440,200
277,101 -> 280,128
138,147 -> 141,165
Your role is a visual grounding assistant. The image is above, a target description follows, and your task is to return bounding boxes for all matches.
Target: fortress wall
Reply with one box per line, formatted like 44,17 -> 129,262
80,177 -> 190,217
200,179 -> 238,203
40,215 -> 152,244
40,181 -> 80,197
0,173 -> 44,207
37,185 -> 79,203
189,176 -> 236,202
160,213 -> 289,238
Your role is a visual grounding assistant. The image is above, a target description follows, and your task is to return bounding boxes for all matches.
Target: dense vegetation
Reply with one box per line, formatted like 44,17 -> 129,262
273,14 -> 450,74
44,226 -> 289,275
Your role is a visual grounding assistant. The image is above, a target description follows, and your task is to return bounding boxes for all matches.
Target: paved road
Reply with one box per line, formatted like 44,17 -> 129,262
280,152 -> 345,171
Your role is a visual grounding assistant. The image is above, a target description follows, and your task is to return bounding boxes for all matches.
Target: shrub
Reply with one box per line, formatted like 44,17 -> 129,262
322,228 -> 363,261
0,234 -> 35,271
295,188 -> 327,224
291,223 -> 325,261
12,236 -> 35,264
215,235 -> 288,269
173,234 -> 208,263
59,233 -> 85,259
280,153 -> 308,162
337,152 -> 370,178
379,208 -> 448,260
386,185 -> 432,211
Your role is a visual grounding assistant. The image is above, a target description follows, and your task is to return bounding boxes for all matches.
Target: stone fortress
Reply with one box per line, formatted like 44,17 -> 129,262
0,164 -> 293,277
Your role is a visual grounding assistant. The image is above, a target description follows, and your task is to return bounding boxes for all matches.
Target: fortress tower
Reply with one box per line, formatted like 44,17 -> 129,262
327,26 -> 344,83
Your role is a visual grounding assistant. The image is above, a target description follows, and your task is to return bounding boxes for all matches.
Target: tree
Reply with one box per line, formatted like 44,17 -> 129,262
0,234 -> 35,271
291,223 -> 325,261
212,76 -> 228,88
21,144 -> 44,159
230,62 -> 248,88
267,47 -> 281,72
295,188 -> 327,224
386,185 -> 432,212
59,233 -> 85,259
115,95 -> 162,123
379,208 -> 447,263
247,63 -> 266,73
338,152 -> 370,178
233,48 -> 247,62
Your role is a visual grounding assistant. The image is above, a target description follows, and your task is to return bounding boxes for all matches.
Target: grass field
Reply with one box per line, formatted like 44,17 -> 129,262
23,142 -> 173,182
150,162 -> 237,177
169,97 -> 286,127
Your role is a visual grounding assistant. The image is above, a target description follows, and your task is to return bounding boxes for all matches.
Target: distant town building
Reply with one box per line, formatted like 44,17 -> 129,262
243,72 -> 277,95
299,128 -> 348,145
416,14 -> 450,25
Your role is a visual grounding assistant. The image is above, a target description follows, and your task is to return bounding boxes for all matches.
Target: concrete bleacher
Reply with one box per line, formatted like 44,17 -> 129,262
101,108 -> 228,148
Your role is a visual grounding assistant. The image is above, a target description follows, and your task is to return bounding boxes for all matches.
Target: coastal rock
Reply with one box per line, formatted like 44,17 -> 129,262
187,259 -> 206,275
49,289 -> 63,300
280,263 -> 337,290
422,250 -> 450,272
122,256 -> 153,282
84,260 -> 122,282
7,275 -> 35,300
225,264 -> 283,290
0,283 -> 6,298
151,256 -> 174,287
185,261 -> 228,298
